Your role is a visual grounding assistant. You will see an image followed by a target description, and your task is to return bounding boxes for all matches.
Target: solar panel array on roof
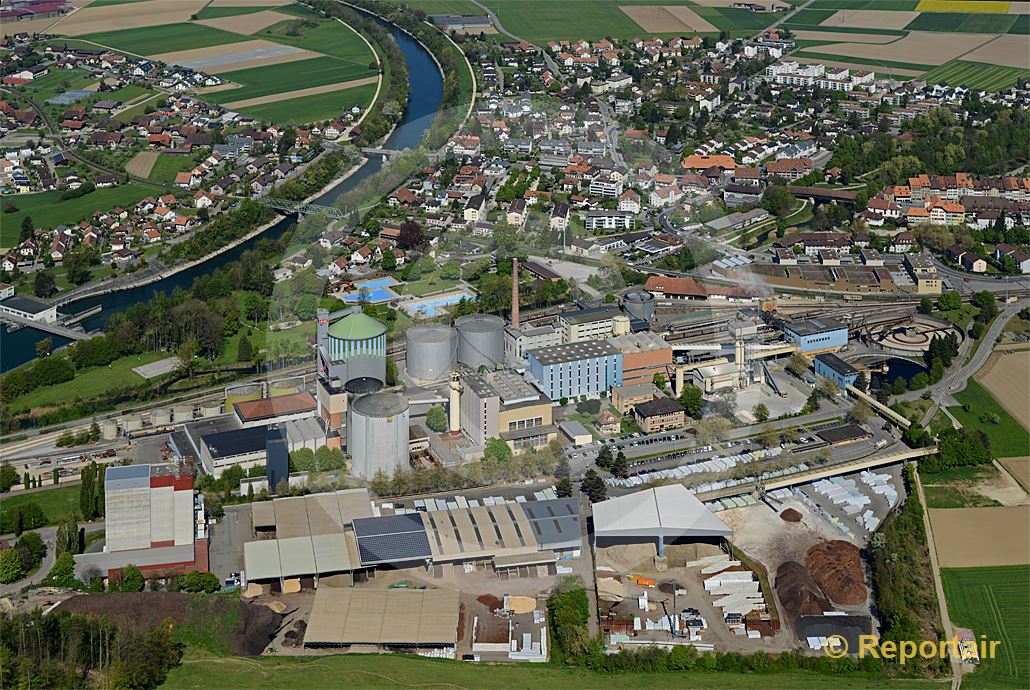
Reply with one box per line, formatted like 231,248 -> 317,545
520,498 -> 581,550
352,513 -> 432,565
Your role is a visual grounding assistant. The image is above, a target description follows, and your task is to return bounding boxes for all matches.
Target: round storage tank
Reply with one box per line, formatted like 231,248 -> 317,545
455,314 -> 504,370
406,324 -> 457,383
268,375 -> 304,397
623,290 -> 656,322
348,392 -> 410,479
101,420 -> 118,440
151,408 -> 172,426
327,311 -> 387,383
200,402 -> 222,417
225,382 -> 262,412
174,404 -> 194,422
123,414 -> 142,432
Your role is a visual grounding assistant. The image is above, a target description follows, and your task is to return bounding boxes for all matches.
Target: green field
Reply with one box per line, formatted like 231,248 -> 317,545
9,351 -> 169,413
210,56 -> 374,104
161,649 -> 952,690
18,68 -> 94,101
794,50 -> 937,71
194,5 -> 272,20
0,184 -> 156,246
258,18 -> 377,62
922,60 -> 1029,91
948,378 -> 1030,458
808,0 -> 920,8
692,5 -> 785,31
783,8 -> 838,25
1009,15 -> 1030,34
920,464 -> 1003,508
0,484 -> 81,528
399,0 -> 482,13
236,83 -> 378,124
941,566 -> 1030,689
77,23 -> 250,56
904,11 -> 1018,32
148,154 -> 199,184
781,22 -> 908,36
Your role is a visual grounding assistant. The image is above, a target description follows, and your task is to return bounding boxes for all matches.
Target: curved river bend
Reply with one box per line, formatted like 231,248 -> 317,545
0,19 -> 443,371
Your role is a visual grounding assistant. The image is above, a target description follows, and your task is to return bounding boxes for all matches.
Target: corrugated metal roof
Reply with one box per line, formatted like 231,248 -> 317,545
304,588 -> 459,647
243,540 -> 281,581
277,536 -> 316,578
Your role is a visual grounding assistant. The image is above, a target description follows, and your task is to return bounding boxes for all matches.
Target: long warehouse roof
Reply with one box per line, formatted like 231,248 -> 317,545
592,485 -> 732,540
304,588 -> 460,647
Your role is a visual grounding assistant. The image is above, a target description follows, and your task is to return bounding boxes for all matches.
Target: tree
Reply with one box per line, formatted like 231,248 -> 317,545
120,564 -> 145,592
49,551 -> 77,587
910,372 -> 929,390
484,437 -> 512,463
678,385 -> 704,419
891,377 -> 907,395
610,452 -> 628,479
0,548 -> 24,584
183,571 -> 220,593
652,372 -> 668,389
0,462 -> 18,492
16,531 -> 44,568
758,425 -> 779,449
397,219 -> 424,249
19,215 -> 33,242
762,185 -> 795,218
176,339 -> 200,378
555,457 -> 573,497
849,399 -> 872,425
786,353 -> 808,379
314,445 -> 345,471
595,445 -> 613,470
580,468 -> 607,503
696,417 -> 731,445
854,371 -> 869,393
425,406 -> 448,432
33,270 -> 57,298
752,403 -> 770,423
937,291 -> 962,311
918,296 -> 933,315
236,335 -> 253,363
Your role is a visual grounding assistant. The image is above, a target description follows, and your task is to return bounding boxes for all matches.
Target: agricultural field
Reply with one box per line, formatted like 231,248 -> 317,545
975,350 -> 1030,430
929,506 -> 1030,567
0,184 -> 156,246
916,0 -> 1012,12
207,56 -> 374,104
399,0 -> 483,13
920,463 -> 1025,509
808,0 -> 919,8
53,7 -> 381,126
921,59 -> 1029,90
162,648 -> 954,689
77,23 -> 251,55
147,154 -> 200,184
905,11 -> 1020,32
235,82 -> 378,124
941,565 -> 1030,689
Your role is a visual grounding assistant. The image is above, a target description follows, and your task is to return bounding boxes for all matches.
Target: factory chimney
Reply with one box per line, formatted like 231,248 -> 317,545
511,258 -> 520,328
449,372 -> 461,435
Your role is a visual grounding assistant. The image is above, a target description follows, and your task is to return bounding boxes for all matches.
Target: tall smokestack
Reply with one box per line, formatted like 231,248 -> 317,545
511,258 -> 520,328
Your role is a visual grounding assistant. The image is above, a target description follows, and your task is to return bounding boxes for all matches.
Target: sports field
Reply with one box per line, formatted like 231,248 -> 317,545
161,648 -> 953,689
941,565 -> 1030,689
77,23 -> 251,55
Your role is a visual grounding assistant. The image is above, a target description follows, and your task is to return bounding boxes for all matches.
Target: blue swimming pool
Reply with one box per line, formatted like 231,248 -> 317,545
342,288 -> 394,303
355,277 -> 398,290
403,290 -> 474,317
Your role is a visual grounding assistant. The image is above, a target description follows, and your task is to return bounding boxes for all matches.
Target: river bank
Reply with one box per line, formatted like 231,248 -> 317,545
1,12 -> 444,373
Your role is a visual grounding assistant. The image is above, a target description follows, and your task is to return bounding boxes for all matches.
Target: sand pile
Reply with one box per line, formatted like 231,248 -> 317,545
775,561 -> 830,621
780,508 -> 802,522
805,541 -> 867,606
596,542 -> 657,572
477,594 -> 503,609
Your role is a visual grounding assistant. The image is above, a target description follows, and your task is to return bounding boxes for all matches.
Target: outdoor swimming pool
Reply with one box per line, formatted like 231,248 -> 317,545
403,289 -> 475,317
340,277 -> 400,304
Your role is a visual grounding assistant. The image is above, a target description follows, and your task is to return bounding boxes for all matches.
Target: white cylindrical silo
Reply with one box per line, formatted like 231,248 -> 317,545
455,314 -> 504,370
406,324 -> 457,383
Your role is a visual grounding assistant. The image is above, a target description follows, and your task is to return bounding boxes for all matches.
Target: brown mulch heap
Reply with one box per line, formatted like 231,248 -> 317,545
805,540 -> 867,606
775,561 -> 831,621
476,594 -> 503,609
54,592 -> 282,656
780,508 -> 802,522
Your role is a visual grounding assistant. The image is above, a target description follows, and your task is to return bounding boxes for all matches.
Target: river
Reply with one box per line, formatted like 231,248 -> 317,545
0,19 -> 443,372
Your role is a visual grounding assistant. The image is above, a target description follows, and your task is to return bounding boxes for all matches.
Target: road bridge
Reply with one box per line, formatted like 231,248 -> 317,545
361,147 -> 403,158
259,197 -> 347,219
0,312 -> 101,341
